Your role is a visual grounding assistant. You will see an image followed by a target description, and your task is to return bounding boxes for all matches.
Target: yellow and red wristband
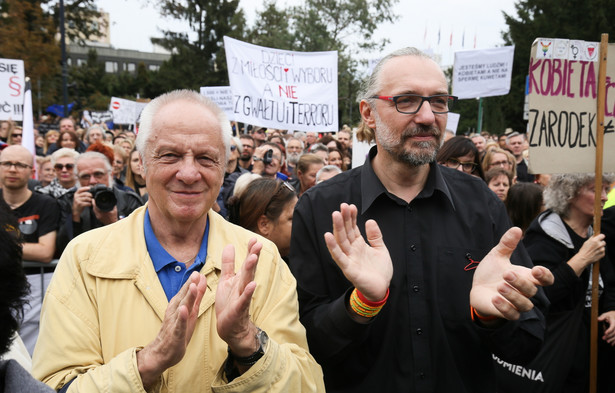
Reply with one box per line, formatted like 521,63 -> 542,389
350,288 -> 390,318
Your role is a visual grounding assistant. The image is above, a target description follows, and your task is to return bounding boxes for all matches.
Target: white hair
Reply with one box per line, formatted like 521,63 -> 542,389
76,151 -> 114,186
136,89 -> 232,169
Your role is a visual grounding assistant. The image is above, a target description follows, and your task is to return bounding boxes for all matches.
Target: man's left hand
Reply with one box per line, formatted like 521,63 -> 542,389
470,227 -> 554,321
216,238 -> 261,357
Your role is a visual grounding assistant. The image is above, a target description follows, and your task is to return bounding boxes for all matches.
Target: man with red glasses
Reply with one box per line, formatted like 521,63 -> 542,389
0,145 -> 59,354
290,47 -> 554,392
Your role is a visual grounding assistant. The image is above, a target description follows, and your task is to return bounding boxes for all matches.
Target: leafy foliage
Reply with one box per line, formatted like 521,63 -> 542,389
0,0 -> 104,114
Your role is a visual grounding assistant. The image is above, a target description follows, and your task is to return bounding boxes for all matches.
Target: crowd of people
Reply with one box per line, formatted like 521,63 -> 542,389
0,46 -> 614,393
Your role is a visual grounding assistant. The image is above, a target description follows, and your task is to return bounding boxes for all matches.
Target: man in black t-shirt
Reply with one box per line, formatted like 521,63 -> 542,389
0,145 -> 60,354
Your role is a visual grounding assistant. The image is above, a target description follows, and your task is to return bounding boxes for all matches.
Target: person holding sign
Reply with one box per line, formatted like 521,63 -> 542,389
500,173 -> 615,393
289,47 -> 553,392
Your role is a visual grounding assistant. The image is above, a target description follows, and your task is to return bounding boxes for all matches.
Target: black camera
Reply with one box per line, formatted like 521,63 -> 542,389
89,184 -> 117,212
263,149 -> 274,165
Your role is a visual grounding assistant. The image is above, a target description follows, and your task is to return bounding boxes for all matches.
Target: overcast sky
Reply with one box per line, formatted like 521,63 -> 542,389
97,0 -> 519,66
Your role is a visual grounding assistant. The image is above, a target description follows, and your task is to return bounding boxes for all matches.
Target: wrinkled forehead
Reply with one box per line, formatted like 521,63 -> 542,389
377,55 -> 447,94
78,158 -> 107,172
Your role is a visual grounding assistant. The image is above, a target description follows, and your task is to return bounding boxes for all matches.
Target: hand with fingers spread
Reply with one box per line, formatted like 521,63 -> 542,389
137,271 -> 207,390
470,227 -> 554,321
216,238 -> 261,358
324,203 -> 393,303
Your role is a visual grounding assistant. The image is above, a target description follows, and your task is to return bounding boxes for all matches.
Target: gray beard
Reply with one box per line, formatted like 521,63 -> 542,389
392,140 -> 438,167
375,115 -> 440,167
288,152 -> 301,165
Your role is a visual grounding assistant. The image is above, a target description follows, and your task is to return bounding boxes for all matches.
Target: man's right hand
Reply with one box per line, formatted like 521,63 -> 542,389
72,186 -> 93,221
137,272 -> 207,390
324,203 -> 393,305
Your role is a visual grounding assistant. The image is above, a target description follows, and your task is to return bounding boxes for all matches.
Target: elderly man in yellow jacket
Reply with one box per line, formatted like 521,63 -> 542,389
32,90 -> 325,392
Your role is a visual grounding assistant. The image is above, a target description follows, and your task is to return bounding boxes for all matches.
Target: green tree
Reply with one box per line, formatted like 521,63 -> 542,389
148,0 -> 247,94
0,0 -> 60,113
0,0 -> 103,115
500,0 -> 615,132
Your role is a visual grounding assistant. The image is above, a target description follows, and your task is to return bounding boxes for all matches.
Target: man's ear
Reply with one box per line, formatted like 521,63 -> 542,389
257,215 -> 272,237
360,100 -> 377,129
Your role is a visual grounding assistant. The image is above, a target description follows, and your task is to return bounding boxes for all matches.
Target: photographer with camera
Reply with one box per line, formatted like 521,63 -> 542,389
251,142 -> 289,181
56,152 -> 142,255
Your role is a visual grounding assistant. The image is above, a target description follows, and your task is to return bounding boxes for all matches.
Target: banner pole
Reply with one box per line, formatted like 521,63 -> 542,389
590,32 -> 608,393
477,97 -> 483,133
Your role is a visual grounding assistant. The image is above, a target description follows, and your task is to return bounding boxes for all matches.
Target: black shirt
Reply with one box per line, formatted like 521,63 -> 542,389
289,146 -> 548,393
1,191 -> 59,243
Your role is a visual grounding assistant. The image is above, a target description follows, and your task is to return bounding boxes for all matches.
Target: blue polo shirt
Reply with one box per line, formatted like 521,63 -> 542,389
144,209 -> 209,301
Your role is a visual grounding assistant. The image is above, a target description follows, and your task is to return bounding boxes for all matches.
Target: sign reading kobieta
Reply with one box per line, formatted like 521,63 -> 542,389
527,38 -> 615,173
0,58 -> 25,121
223,36 -> 338,132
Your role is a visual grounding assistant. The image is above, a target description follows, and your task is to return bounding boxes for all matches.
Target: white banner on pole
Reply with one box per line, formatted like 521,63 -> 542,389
452,46 -> 515,99
200,86 -> 235,121
0,58 -> 25,121
224,36 -> 338,132
109,97 -> 147,125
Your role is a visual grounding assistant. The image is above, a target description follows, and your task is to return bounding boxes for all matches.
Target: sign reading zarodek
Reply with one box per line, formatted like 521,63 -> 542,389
527,38 -> 615,174
224,36 -> 338,132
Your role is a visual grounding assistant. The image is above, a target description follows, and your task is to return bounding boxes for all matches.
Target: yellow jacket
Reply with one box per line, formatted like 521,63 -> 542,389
32,206 -> 324,392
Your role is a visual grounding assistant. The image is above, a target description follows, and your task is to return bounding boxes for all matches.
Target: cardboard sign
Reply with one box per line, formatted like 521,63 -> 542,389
0,58 -> 25,121
452,47 -> 515,99
527,38 -> 615,173
200,86 -> 235,120
224,36 -> 338,132
109,97 -> 147,125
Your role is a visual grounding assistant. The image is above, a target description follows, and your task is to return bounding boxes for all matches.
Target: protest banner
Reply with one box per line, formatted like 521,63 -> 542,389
446,112 -> 460,134
109,97 -> 147,125
452,47 -> 515,99
200,86 -> 235,120
0,58 -> 25,121
224,36 -> 338,132
527,38 -> 615,173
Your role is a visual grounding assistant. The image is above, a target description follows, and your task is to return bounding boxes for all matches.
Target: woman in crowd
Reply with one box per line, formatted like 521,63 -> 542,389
125,148 -> 148,202
6,127 -> 23,145
294,153 -> 325,197
36,156 -> 55,188
436,135 -> 484,179
327,147 -> 346,171
36,148 -> 79,198
228,178 -> 297,258
519,173 -> 615,392
119,138 -> 134,156
506,182 -> 544,234
54,129 -> 84,154
482,147 -> 517,180
43,131 -> 59,155
35,135 -> 45,156
485,167 -> 513,202
112,145 -> 128,190
0,120 -> 14,142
